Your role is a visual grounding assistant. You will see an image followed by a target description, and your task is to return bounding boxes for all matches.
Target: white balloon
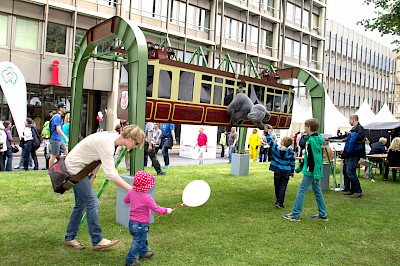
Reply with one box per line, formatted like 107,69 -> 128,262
182,180 -> 211,207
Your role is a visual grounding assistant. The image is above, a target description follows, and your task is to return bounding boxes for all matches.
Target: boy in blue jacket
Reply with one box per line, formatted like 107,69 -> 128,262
266,131 -> 295,209
282,118 -> 328,222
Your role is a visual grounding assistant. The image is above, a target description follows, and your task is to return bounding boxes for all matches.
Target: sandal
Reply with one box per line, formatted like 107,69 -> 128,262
92,239 -> 118,251
64,240 -> 86,250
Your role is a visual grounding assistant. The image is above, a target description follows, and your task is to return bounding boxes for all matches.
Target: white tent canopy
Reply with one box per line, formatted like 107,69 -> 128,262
375,103 -> 398,122
291,99 -> 313,123
355,100 -> 376,126
324,91 -> 351,136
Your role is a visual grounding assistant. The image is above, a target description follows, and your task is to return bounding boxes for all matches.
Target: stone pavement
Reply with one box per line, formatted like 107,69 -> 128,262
10,145 -> 229,171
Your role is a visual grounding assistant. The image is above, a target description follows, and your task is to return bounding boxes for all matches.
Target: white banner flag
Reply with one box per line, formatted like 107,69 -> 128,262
0,61 -> 27,138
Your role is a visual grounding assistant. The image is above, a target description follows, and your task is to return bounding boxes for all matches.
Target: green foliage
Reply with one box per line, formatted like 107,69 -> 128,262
1,165 -> 400,265
358,0 -> 400,52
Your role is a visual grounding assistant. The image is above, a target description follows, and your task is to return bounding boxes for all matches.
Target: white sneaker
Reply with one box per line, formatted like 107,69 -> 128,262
14,165 -> 22,169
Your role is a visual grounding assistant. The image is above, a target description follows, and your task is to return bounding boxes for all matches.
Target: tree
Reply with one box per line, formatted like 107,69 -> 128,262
358,0 -> 400,52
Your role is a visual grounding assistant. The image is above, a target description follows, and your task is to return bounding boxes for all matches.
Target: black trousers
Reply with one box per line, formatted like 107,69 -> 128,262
274,173 -> 290,205
144,142 -> 162,174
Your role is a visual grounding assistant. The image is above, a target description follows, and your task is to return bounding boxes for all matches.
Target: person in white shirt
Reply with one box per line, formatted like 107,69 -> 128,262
64,124 -> 145,251
22,118 -> 39,170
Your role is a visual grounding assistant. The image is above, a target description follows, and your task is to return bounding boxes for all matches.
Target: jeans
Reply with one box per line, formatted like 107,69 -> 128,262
144,142 -> 162,173
343,157 -> 362,193
126,221 -> 149,265
291,174 -> 327,219
259,147 -> 268,162
18,148 -> 32,167
65,176 -> 103,246
23,140 -> 38,170
274,173 -> 289,205
228,145 -> 236,163
161,138 -> 171,166
3,147 -> 13,171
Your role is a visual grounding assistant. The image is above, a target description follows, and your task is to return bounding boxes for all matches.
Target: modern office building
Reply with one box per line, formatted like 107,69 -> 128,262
324,19 -> 397,117
394,55 -> 400,120
0,0 -> 327,138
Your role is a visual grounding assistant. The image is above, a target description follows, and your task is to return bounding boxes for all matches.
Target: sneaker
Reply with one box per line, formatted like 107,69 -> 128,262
139,251 -> 154,259
275,203 -> 285,209
14,165 -> 22,169
309,214 -> 329,222
349,193 -> 363,198
342,191 -> 353,195
157,171 -> 166,176
162,165 -> 169,169
282,213 -> 300,222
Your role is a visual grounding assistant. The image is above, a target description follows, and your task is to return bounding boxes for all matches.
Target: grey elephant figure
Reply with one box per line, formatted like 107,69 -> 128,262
227,92 -> 271,130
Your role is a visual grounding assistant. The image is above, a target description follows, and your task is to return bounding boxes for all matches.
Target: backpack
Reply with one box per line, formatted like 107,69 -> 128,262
42,114 -> 59,139
41,121 -> 51,139
343,132 -> 363,156
31,127 -> 42,150
299,134 -> 306,148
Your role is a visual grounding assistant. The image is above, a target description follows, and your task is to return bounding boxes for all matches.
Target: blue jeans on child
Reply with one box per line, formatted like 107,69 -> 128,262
65,176 -> 103,246
291,174 -> 327,219
126,221 -> 149,265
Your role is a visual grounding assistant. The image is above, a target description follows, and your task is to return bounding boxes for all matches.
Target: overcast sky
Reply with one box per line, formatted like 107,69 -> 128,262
327,0 -> 397,49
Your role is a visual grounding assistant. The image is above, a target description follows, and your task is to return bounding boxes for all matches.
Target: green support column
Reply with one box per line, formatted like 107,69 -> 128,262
70,16 -> 148,174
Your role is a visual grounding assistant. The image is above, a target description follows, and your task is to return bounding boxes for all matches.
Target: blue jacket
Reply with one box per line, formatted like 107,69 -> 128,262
266,134 -> 295,177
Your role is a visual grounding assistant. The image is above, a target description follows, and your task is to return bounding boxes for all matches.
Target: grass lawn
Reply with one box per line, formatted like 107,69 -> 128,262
1,163 -> 400,266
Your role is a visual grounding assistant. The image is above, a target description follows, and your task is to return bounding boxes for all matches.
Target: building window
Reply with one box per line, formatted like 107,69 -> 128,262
284,38 -> 293,57
301,43 -> 308,61
46,22 -> 67,54
262,29 -> 273,49
15,17 -> 39,51
249,25 -> 258,47
311,46 -> 318,62
303,10 -> 309,29
75,28 -> 86,50
0,14 -> 7,46
263,0 -> 274,12
312,13 -> 319,31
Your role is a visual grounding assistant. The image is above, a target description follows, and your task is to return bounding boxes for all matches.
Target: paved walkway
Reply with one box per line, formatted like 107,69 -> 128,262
9,145 -> 229,171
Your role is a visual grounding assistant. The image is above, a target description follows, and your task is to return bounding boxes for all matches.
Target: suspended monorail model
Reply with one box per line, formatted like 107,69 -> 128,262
117,46 -> 294,129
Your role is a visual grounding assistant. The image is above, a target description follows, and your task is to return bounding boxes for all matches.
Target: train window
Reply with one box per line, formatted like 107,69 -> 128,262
267,88 -> 274,93
266,95 -> 273,111
215,77 -> 223,83
158,70 -> 172,99
282,92 -> 289,113
213,85 -> 222,105
249,84 -> 265,105
224,87 -> 234,106
202,74 -> 212,81
200,83 -> 211,104
225,79 -> 235,85
146,65 -> 154,97
287,92 -> 294,113
178,71 -> 194,102
274,89 -> 282,112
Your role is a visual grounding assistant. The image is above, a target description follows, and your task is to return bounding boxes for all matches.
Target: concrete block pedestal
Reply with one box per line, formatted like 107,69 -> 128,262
231,153 -> 250,176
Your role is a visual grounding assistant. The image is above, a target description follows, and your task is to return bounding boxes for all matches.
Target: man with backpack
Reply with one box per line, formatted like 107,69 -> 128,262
49,103 -> 69,168
341,114 -> 365,198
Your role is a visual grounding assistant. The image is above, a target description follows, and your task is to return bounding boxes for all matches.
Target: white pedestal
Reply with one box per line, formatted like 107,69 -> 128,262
116,174 -> 156,227
231,153 -> 250,176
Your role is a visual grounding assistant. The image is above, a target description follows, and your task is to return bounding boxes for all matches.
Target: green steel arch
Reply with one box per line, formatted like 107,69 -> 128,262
276,67 -> 325,133
70,16 -> 148,174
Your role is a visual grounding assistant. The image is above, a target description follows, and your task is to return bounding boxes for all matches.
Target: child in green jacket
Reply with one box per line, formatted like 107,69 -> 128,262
282,118 -> 328,222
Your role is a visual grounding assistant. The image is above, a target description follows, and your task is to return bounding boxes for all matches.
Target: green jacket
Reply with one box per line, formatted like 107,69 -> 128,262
295,133 -> 324,180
